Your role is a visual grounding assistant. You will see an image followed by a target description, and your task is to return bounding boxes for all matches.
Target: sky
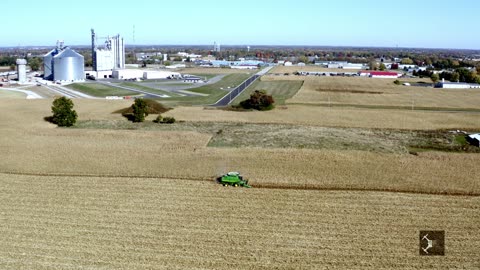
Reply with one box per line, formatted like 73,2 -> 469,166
2,0 -> 480,49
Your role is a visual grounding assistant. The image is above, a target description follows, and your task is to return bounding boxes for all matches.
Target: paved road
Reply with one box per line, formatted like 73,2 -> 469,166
212,66 -> 274,106
96,81 -> 170,98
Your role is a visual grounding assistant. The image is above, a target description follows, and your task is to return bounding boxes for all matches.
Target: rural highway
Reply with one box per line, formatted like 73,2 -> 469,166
213,66 -> 274,106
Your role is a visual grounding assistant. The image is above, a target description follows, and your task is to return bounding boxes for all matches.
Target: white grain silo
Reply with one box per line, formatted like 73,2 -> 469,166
16,59 -> 27,83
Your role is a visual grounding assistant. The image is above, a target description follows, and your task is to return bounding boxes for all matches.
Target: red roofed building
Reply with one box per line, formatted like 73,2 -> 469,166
359,71 -> 400,78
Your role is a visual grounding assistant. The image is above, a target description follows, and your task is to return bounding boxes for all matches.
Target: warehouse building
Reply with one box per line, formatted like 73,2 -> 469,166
435,81 -> 480,89
359,71 -> 400,78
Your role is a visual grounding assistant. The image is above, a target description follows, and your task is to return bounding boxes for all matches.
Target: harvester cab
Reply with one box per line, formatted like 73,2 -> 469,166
217,172 -> 251,188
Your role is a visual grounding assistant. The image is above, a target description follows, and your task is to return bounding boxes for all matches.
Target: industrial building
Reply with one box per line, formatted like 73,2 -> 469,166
111,69 -> 180,80
91,29 -> 125,78
359,71 -> 400,78
435,81 -> 480,89
43,41 -> 85,82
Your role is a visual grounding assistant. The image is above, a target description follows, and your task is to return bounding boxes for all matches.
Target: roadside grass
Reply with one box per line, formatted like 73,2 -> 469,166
0,90 -> 25,98
231,80 -> 304,105
67,83 -> 138,97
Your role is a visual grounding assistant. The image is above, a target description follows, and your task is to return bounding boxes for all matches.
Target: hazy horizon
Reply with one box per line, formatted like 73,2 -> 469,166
3,0 -> 480,50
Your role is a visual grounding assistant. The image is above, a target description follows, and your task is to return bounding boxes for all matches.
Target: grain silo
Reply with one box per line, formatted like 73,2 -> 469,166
43,50 -> 55,80
16,59 -> 27,83
43,41 -> 85,82
53,47 -> 84,81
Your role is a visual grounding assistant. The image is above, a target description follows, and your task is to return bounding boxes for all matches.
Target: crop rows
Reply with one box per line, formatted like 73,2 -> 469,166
0,173 -> 478,269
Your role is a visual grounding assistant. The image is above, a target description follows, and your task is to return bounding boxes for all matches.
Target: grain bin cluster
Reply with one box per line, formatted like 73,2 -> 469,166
43,41 -> 85,82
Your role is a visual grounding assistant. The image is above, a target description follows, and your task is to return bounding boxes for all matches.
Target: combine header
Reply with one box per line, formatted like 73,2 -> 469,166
217,172 -> 251,188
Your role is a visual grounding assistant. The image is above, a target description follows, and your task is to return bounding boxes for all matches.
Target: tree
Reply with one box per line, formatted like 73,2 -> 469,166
379,63 -> 386,71
51,97 -> 77,127
298,55 -> 309,64
239,90 -> 275,111
28,58 -> 41,71
451,72 -> 460,82
368,60 -> 377,70
430,73 -> 440,84
401,58 -> 414,65
132,98 -> 148,122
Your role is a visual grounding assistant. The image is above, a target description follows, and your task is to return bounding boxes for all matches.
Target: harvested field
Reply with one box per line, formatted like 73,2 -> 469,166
0,96 -> 479,269
167,105 -> 480,130
0,99 -> 479,195
269,65 -> 357,74
286,76 -> 480,109
0,173 -> 478,269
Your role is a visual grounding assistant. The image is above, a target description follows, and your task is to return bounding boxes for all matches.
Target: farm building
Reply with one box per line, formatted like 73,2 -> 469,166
399,64 -> 417,70
359,71 -> 400,78
435,82 -> 480,89
466,133 -> 480,147
112,69 -> 143,80
143,71 -> 181,80
342,63 -> 365,69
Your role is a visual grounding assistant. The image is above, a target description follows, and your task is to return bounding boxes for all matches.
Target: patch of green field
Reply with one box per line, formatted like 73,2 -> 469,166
119,82 -> 181,97
74,120 -> 480,154
231,80 -> 304,105
67,83 -> 138,97
0,90 -> 25,98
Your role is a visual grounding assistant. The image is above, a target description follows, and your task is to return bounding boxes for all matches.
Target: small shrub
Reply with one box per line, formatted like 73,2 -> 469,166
393,80 -> 401,85
50,96 -> 77,127
153,115 -> 176,124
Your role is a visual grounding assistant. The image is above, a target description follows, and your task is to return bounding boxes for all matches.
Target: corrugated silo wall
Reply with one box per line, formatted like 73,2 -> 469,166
43,53 -> 54,80
53,56 -> 85,81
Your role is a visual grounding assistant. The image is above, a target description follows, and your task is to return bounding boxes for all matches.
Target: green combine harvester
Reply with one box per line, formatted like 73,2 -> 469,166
217,172 -> 251,188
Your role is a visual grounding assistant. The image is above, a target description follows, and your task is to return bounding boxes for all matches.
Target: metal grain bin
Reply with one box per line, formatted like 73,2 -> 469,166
43,50 -> 55,81
53,48 -> 84,81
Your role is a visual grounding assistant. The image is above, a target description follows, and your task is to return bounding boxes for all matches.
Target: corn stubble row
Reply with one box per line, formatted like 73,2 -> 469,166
0,173 -> 478,269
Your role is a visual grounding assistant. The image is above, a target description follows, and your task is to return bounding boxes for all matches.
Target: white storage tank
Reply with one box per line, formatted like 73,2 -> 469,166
16,59 -> 27,83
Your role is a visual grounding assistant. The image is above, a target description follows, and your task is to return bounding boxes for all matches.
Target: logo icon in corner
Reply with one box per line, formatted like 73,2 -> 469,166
419,231 -> 445,256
